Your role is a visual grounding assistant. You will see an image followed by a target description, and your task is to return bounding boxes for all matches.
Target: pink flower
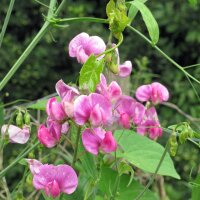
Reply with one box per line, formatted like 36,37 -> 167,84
136,82 -> 169,104
119,61 -> 132,77
46,97 -> 66,121
115,96 -> 145,128
137,107 -> 162,139
82,128 -> 117,155
27,160 -> 78,198
96,74 -> 122,102
69,32 -> 106,64
38,120 -> 65,148
74,93 -> 112,126
1,125 -> 30,144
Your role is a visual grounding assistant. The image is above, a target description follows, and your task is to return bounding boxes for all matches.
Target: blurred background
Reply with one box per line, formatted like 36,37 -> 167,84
0,0 -> 200,199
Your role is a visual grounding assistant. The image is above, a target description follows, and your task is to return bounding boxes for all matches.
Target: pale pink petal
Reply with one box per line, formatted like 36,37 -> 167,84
69,32 -> 89,57
63,101 -> 74,118
119,61 -> 132,77
26,159 -> 42,175
56,79 -> 79,100
136,84 -> 152,102
76,45 -> 89,64
131,102 -> 146,125
74,95 -> 91,125
101,131 -> 117,153
90,104 -> 102,127
61,122 -> 69,134
85,36 -> 106,55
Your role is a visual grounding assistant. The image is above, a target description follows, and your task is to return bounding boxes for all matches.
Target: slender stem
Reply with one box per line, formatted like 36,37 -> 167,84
72,126 -> 81,168
51,17 -> 109,24
0,0 -> 15,47
134,141 -> 169,200
184,63 -> 200,69
0,141 -> 40,179
0,0 -> 63,91
126,25 -> 200,85
97,34 -> 123,58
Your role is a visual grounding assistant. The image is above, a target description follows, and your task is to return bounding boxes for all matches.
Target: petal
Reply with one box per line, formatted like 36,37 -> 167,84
82,128 -> 103,155
85,36 -> 106,55
101,131 -> 117,153
68,32 -> 89,57
76,45 -> 89,64
26,159 -> 42,175
135,84 -> 152,102
61,122 -> 69,134
108,81 -> 122,101
38,125 -> 56,148
151,82 -> 169,104
74,95 -> 91,125
90,104 -> 102,127
130,102 -> 146,125
118,61 -> 132,77
119,113 -> 131,129
56,79 -> 79,100
48,121 -> 62,141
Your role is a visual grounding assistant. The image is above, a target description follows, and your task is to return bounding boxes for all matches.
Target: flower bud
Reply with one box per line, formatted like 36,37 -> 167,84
24,111 -> 31,125
105,50 -> 119,74
169,132 -> 178,157
16,112 -> 23,127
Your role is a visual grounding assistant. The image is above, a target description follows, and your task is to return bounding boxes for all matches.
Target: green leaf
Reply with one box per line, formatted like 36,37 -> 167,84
28,96 -> 60,110
129,0 -> 159,44
0,101 -> 4,126
115,130 -> 180,179
97,166 -> 158,200
127,0 -> 148,22
79,55 -> 104,92
192,174 -> 200,200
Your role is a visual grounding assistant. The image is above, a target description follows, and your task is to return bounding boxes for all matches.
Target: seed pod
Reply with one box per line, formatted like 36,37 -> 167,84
24,111 -> 31,125
16,112 -> 23,127
169,132 -> 178,157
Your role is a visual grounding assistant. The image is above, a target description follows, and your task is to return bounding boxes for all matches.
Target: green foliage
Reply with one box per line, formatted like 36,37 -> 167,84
79,55 -> 104,92
97,166 -> 159,200
191,173 -> 200,200
128,0 -> 159,44
115,130 -> 180,179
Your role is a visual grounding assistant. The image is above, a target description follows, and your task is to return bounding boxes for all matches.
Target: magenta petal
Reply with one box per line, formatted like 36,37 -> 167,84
101,131 -> 117,153
48,121 -> 62,141
61,122 -> 69,134
82,128 -> 104,155
38,125 -> 57,148
151,82 -> 169,104
136,84 -> 152,102
69,32 -> 89,57
74,95 -> 91,125
119,113 -> 131,129
45,180 -> 60,198
85,36 -> 106,55
131,102 -> 146,125
90,104 -> 102,127
76,45 -> 89,63
108,81 -> 122,101
119,61 -> 132,77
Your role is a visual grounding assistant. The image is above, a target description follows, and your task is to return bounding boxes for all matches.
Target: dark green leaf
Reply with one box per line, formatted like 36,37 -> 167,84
115,130 -> 180,179
192,174 -> 200,200
79,55 -> 104,92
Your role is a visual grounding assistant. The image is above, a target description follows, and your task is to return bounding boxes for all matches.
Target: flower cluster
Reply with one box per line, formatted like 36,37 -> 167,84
25,32 -> 170,198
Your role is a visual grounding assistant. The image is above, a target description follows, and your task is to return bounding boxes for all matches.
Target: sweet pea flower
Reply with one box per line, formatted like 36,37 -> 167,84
119,61 -> 132,77
136,82 -> 169,104
137,107 -> 162,139
96,74 -> 122,102
74,93 -> 112,126
115,96 -> 145,129
69,32 -> 106,64
46,97 -> 66,121
82,128 -> 117,155
27,160 -> 78,198
1,125 -> 30,144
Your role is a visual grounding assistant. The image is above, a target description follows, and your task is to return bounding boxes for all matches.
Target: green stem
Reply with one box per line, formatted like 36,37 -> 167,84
126,25 -> 200,85
72,126 -> 81,168
134,141 -> 169,200
183,63 -> 200,69
97,34 -> 123,58
0,141 -> 40,179
0,0 -> 15,48
51,17 -> 109,24
0,0 -> 65,91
